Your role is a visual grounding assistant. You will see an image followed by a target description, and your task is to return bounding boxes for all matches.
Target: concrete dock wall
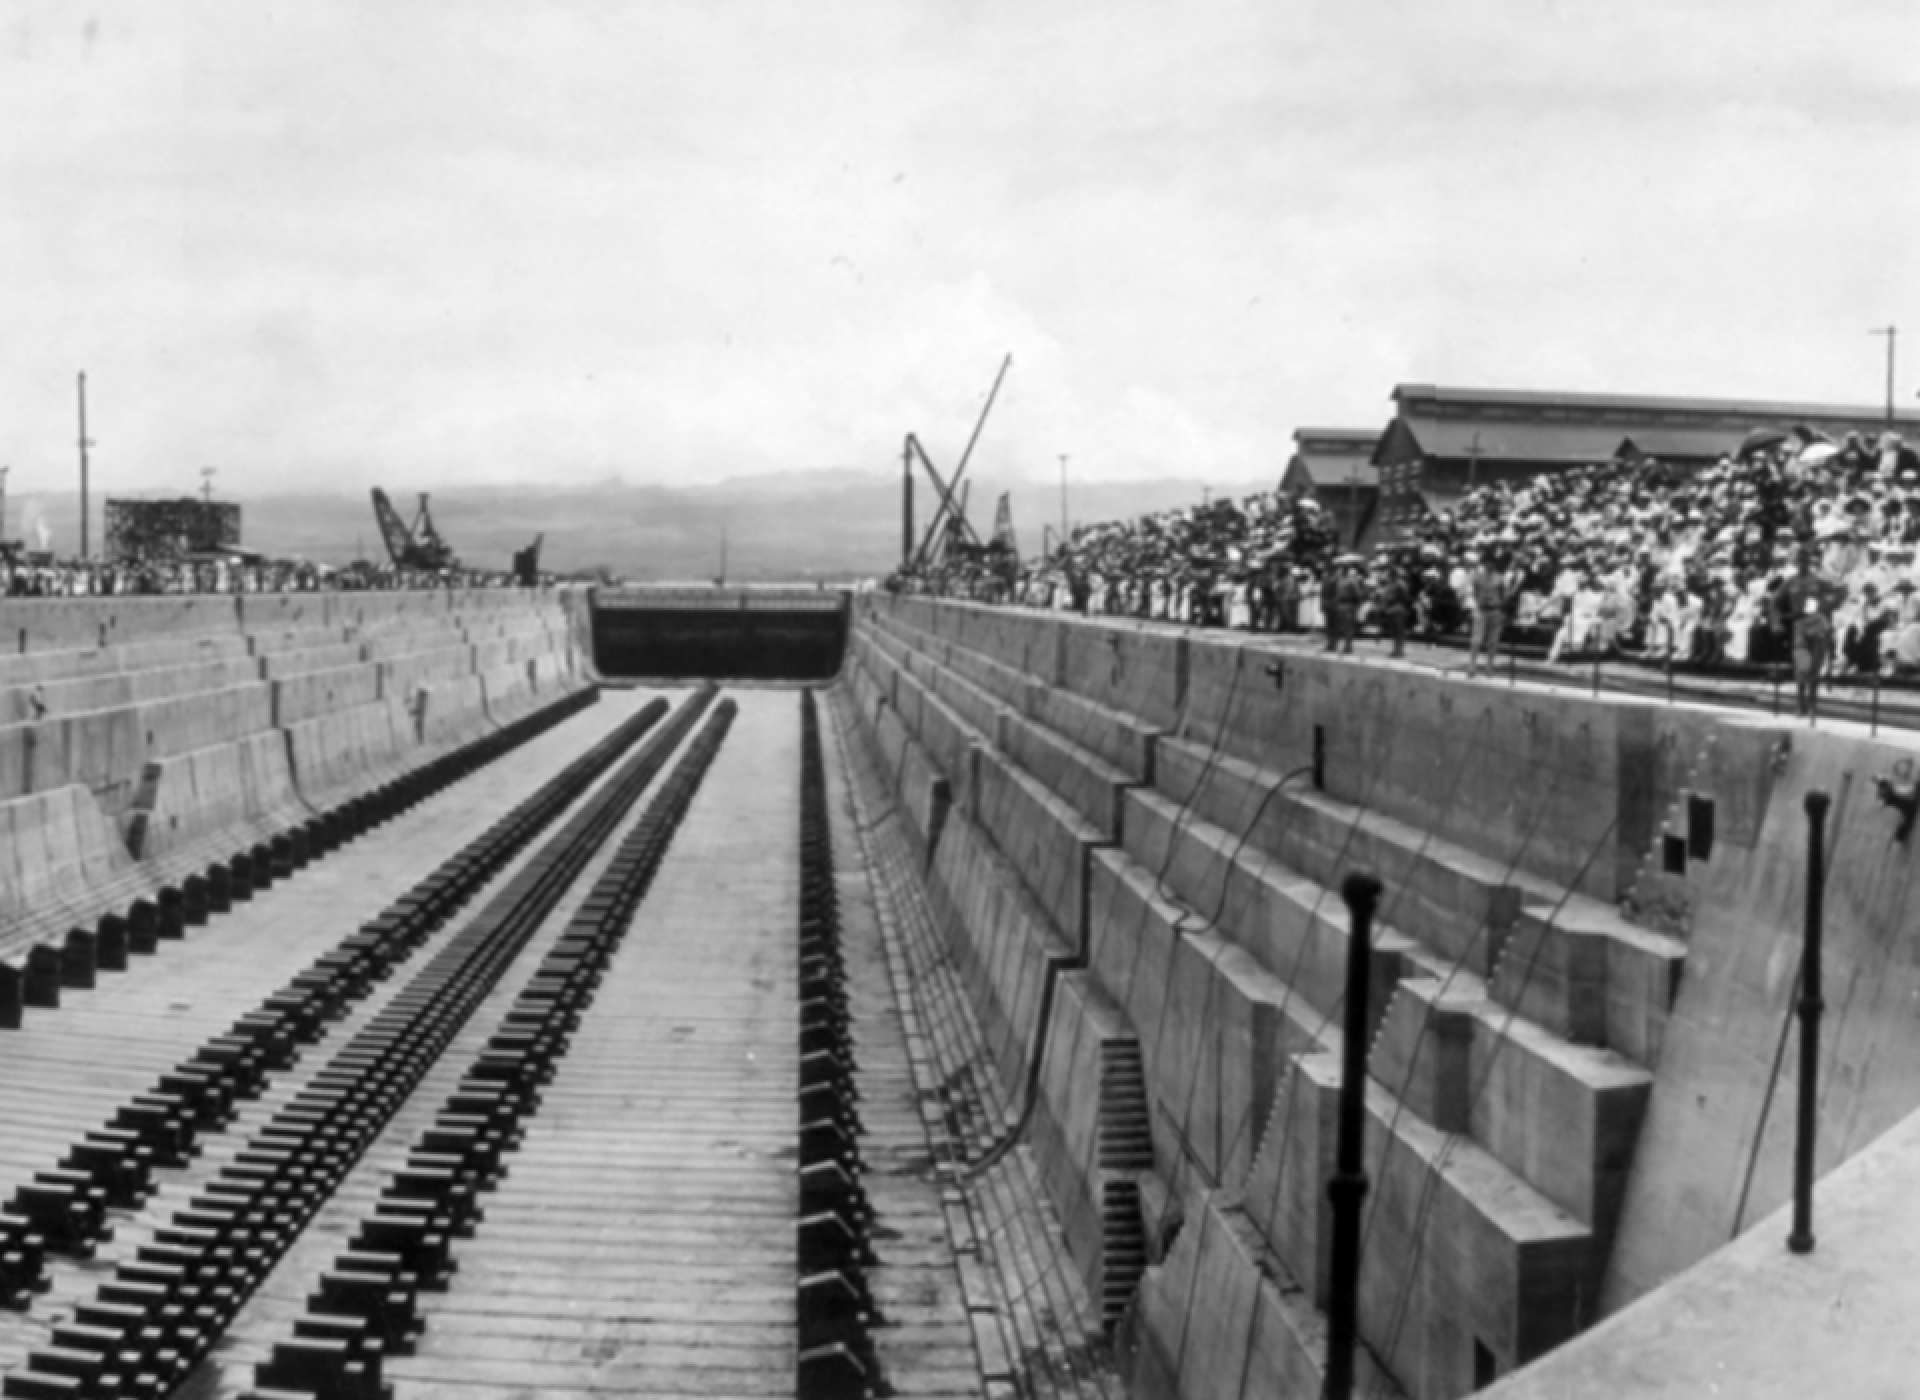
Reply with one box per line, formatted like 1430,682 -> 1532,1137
849,594 -> 1920,1400
0,589 -> 587,962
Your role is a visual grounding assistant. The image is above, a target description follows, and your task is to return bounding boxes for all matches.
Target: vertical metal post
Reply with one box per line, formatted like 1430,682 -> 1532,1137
1325,871 -> 1382,1400
1591,650 -> 1600,698
1871,325 -> 1897,425
1788,790 -> 1829,1255
1871,671 -> 1881,737
1772,665 -> 1782,717
1059,452 -> 1070,543
77,371 -> 91,560
901,437 -> 914,568
1665,649 -> 1675,706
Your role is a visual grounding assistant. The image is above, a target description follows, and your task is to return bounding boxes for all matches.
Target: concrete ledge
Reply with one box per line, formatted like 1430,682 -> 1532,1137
1127,1196 -> 1397,1400
871,702 -> 948,857
892,664 -> 985,796
1491,904 -> 1683,1064
0,656 -> 263,722
996,707 -> 1134,840
0,595 -> 240,653
1481,1102 -> 1920,1400
924,810 -> 1076,1092
258,640 -> 366,677
480,660 -> 543,726
379,645 -> 478,692
1030,684 -> 1160,785
1256,1053 -> 1591,1395
974,744 -> 1104,949
1155,738 -> 1521,978
245,625 -> 352,656
135,683 -> 278,760
0,784 -> 139,958
284,699 -> 410,810
0,633 -> 251,691
270,663 -> 384,727
1371,977 -> 1476,1133
872,699 -> 910,775
942,633 -> 1042,713
1120,789 -> 1416,1027
124,730 -> 308,861
1373,975 -> 1652,1244
923,655 -> 1004,739
1031,973 -> 1129,1308
418,675 -> 494,748
1087,850 -> 1328,1193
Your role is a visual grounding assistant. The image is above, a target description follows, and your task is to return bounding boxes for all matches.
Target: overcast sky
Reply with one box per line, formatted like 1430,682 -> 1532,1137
2,0 -> 1917,502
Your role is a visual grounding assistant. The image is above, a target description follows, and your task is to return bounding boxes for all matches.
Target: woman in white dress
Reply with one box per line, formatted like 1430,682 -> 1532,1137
1724,582 -> 1761,663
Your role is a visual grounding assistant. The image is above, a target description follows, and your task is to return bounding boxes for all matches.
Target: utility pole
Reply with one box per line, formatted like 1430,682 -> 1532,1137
1058,452 -> 1069,543
200,466 -> 217,503
1467,430 -> 1482,494
1871,326 -> 1897,425
0,466 -> 8,544
77,371 -> 93,559
1349,453 -> 1362,549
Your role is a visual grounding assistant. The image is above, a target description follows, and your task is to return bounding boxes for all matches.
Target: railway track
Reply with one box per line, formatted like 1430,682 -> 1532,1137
0,687 -> 904,1400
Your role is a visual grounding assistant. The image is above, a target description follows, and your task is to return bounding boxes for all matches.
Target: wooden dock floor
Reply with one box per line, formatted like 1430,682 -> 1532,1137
0,690 -> 668,1375
0,686 -> 1024,1400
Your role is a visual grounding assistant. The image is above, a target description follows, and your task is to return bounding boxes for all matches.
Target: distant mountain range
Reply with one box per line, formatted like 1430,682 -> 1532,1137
2,470 -> 1278,581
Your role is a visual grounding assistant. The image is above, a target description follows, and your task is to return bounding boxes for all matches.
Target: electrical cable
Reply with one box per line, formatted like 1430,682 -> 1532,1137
1361,808 -> 1624,1400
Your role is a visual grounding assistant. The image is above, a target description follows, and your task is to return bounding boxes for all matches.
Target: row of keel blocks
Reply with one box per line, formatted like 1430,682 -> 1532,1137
236,694 -> 735,1400
0,687 -> 601,1031
0,689 -> 635,1346
796,689 -> 878,1400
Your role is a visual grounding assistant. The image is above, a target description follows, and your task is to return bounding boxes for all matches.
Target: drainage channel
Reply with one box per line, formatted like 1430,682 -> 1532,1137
1,687 -> 720,1400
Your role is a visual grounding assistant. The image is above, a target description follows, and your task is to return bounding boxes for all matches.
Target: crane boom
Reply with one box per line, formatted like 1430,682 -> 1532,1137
370,487 -> 458,570
370,488 -> 417,567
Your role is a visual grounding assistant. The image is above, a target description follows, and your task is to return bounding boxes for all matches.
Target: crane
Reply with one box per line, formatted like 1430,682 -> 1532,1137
370,488 -> 458,571
512,533 -> 544,586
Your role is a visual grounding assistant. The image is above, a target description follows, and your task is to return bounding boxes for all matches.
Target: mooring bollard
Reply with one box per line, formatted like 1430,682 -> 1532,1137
1789,790 -> 1830,1256
1325,871 -> 1382,1400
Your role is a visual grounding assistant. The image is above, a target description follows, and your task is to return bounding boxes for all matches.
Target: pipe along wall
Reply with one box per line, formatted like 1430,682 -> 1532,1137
837,593 -> 1920,1400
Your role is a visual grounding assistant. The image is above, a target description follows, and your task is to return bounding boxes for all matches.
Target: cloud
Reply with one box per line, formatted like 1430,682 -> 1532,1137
0,0 -> 1915,510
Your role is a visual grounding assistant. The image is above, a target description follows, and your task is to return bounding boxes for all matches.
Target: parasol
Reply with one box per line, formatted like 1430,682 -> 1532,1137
1737,427 -> 1790,458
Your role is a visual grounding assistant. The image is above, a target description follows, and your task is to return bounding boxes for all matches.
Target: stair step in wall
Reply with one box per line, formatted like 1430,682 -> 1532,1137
850,596 -> 1692,1400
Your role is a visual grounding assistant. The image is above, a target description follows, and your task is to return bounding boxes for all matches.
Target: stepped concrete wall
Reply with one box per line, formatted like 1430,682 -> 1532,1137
0,589 -> 586,963
847,594 -> 1920,1400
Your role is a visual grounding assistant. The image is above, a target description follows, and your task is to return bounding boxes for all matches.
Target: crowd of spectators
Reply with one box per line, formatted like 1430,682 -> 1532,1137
3,554 -> 534,597
888,426 -> 1920,709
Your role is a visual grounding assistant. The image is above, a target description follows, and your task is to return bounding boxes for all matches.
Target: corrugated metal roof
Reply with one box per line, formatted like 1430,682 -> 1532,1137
1615,427 -> 1745,462
1392,382 -> 1920,429
1291,426 -> 1379,447
1399,419 -> 1626,465
1288,451 -> 1381,489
